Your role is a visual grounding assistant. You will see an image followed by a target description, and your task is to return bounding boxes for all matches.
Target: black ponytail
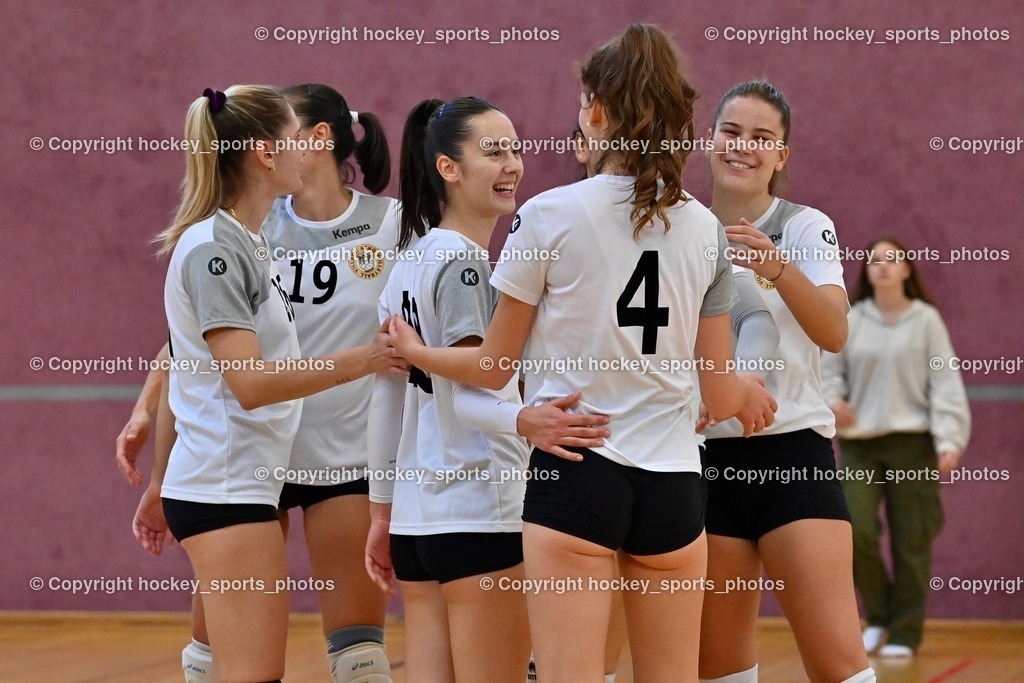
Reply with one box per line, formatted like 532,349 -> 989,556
352,111 -> 390,193
398,96 -> 502,249
399,99 -> 442,249
282,83 -> 392,194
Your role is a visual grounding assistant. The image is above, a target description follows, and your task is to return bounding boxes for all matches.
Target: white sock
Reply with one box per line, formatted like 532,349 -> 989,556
182,639 -> 214,683
605,674 -> 616,683
840,669 -> 876,683
699,663 -> 758,683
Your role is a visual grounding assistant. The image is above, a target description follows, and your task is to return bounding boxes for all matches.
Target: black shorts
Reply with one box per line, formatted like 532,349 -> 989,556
522,448 -> 705,556
390,532 -> 523,584
702,428 -> 852,541
278,478 -> 369,511
162,498 -> 280,542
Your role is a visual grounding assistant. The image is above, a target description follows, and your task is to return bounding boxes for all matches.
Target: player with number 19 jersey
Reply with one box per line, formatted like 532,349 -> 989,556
492,174 -> 735,473
262,192 -> 401,478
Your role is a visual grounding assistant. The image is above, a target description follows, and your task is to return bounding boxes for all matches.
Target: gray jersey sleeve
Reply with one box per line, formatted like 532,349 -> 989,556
181,242 -> 261,335
731,270 -> 780,377
700,223 -> 738,317
433,254 -> 498,348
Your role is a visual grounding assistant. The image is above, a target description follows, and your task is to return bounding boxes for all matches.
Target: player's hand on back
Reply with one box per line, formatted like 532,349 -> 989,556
517,392 -> 611,462
735,374 -> 778,437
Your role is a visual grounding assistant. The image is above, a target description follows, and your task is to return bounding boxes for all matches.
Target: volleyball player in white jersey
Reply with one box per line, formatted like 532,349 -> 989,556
573,122 -> 782,683
696,81 -> 874,683
364,96 -> 611,683
267,83 -> 399,683
119,84 -> 403,682
154,85 -> 402,683
386,26 -> 777,683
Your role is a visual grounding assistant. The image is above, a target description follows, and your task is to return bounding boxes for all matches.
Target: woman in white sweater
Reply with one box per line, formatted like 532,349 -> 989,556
822,237 -> 971,658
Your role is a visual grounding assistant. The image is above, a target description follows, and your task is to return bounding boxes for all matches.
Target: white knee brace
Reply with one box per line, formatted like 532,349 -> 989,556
181,639 -> 214,683
328,641 -> 392,683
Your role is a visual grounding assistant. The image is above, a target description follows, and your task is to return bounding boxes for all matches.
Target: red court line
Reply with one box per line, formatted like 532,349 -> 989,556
924,658 -> 974,683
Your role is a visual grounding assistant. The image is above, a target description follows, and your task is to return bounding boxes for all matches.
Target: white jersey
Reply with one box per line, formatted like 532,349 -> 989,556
262,193 -> 400,481
378,229 -> 528,534
706,197 -> 847,439
492,174 -> 735,472
162,210 -> 302,505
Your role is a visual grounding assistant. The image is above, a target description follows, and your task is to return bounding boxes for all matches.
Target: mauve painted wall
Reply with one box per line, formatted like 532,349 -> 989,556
2,1 -> 1021,621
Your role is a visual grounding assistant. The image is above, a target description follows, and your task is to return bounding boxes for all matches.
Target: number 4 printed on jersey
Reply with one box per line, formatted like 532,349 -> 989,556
616,251 -> 668,354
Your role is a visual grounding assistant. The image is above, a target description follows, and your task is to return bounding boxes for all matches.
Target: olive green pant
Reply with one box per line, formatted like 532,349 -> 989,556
840,433 -> 944,651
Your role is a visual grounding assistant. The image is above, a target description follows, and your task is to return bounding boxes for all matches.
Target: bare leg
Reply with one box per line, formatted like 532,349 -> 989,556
303,495 -> 387,634
622,532 -> 707,683
698,535 -> 762,679
524,522 -> 615,683
759,520 -> 868,682
180,521 -> 289,683
604,552 -> 629,676
400,580 -> 455,683
442,563 -> 531,682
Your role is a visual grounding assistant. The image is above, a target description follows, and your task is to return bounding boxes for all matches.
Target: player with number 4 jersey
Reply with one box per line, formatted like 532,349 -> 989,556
387,26 -> 778,682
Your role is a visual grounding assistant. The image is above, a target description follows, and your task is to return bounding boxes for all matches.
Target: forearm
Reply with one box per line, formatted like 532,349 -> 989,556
734,312 -> 779,380
695,313 -> 749,418
369,501 -> 392,524
150,372 -> 174,486
699,370 -> 749,419
406,343 -> 514,390
367,375 -> 405,503
135,343 -> 170,420
226,346 -> 373,410
452,382 -> 522,434
774,267 -> 848,352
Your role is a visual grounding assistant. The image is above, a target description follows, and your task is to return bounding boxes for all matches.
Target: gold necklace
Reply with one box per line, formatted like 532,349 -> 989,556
224,206 -> 247,230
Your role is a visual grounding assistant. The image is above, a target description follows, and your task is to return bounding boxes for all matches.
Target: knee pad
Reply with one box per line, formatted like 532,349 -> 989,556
182,639 -> 214,683
328,641 -> 392,683
840,669 -> 876,683
699,663 -> 758,683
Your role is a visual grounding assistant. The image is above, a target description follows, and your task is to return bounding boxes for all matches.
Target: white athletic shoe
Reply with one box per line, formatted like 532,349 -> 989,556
878,643 -> 914,658
861,626 -> 887,653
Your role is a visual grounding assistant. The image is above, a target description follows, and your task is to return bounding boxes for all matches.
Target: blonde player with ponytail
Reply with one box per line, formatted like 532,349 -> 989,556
156,85 -> 402,683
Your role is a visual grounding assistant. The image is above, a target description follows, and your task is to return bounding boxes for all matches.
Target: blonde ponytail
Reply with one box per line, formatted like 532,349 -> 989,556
156,85 -> 291,256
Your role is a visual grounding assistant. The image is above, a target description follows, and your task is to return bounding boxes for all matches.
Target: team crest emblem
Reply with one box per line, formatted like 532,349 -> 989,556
349,244 -> 385,279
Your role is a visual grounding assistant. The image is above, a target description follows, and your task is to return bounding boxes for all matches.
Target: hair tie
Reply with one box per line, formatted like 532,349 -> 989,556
349,110 -> 359,125
202,88 -> 227,113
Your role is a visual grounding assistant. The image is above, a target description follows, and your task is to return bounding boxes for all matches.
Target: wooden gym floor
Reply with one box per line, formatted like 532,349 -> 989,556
1,612 -> 1021,682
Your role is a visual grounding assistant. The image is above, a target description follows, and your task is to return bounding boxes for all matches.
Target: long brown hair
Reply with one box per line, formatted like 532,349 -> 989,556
579,24 -> 699,239
851,237 -> 936,306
